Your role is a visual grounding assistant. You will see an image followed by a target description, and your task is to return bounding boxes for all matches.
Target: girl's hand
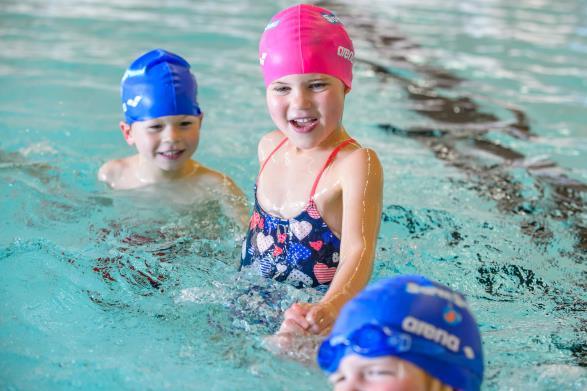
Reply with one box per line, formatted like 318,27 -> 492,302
278,302 -> 337,336
305,302 -> 336,335
278,302 -> 312,335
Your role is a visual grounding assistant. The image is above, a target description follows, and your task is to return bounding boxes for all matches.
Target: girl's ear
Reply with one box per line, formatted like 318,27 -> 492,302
119,121 -> 134,145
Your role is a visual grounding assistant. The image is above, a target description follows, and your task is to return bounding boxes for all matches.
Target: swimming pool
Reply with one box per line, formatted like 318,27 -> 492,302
0,0 -> 585,389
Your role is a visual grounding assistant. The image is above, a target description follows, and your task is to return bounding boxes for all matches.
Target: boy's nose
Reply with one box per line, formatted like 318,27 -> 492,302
334,375 -> 363,391
162,125 -> 180,142
335,380 -> 361,391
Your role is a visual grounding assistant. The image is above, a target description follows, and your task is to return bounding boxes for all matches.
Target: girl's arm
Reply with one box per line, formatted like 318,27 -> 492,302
312,147 -> 383,332
280,147 -> 384,335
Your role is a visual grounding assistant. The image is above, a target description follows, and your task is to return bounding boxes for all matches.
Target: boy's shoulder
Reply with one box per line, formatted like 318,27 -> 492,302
187,164 -> 246,202
257,130 -> 285,162
194,164 -> 230,183
97,156 -> 137,189
190,164 -> 240,189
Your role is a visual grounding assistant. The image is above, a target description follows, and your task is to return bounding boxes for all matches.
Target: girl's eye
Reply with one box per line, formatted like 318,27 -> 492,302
309,82 -> 327,90
272,86 -> 290,94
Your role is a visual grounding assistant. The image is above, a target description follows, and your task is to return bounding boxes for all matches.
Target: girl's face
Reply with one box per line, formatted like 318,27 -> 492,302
329,354 -> 437,391
122,114 -> 202,173
266,73 -> 348,149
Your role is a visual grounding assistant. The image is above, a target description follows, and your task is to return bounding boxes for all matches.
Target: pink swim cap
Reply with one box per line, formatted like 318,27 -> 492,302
259,4 -> 354,89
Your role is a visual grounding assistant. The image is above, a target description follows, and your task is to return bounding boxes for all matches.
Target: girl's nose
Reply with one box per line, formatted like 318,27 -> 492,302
291,88 -> 312,109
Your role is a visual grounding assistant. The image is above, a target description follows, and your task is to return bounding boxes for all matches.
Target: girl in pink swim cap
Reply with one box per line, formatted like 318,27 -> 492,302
240,4 -> 384,338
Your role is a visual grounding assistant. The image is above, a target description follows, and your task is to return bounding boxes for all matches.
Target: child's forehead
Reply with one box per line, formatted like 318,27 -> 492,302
340,353 -> 405,369
132,114 -> 200,125
270,73 -> 344,86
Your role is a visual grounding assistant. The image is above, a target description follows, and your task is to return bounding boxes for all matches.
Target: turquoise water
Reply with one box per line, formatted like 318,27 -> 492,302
1,0 -> 586,389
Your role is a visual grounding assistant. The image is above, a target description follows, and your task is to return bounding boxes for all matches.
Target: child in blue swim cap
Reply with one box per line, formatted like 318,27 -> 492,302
98,49 -> 247,222
318,275 -> 484,391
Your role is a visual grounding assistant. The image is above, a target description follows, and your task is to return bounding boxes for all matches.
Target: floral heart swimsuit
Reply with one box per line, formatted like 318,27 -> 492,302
240,138 -> 356,289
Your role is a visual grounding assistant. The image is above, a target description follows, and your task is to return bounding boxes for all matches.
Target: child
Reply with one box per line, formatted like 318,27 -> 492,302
318,275 -> 484,391
98,49 -> 247,225
240,5 -> 384,335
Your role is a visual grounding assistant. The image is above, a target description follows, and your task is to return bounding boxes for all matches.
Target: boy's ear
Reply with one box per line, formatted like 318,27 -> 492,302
119,121 -> 134,145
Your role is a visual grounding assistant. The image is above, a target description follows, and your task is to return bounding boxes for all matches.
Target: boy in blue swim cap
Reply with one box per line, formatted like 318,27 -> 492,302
98,49 -> 247,222
318,275 -> 484,391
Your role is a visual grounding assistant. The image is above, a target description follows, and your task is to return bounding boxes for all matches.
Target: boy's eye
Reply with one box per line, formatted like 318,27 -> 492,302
179,121 -> 193,127
147,124 -> 164,131
364,368 -> 397,379
328,374 -> 345,385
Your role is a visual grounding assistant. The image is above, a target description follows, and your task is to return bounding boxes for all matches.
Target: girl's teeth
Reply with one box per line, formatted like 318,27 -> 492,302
292,118 -> 316,126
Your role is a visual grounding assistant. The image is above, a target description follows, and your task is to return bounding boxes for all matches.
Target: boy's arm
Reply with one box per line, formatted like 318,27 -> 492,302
219,173 -> 250,230
307,147 -> 384,333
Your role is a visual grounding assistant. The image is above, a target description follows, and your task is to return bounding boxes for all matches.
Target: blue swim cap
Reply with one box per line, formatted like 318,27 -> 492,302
318,275 -> 484,391
121,49 -> 202,124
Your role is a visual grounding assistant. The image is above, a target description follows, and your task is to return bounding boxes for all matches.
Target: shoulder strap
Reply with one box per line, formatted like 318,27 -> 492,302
309,138 -> 358,199
257,137 -> 288,184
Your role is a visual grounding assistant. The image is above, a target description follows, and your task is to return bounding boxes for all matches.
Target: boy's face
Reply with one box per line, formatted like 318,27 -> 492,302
266,73 -> 348,149
329,354 -> 433,391
121,114 -> 202,172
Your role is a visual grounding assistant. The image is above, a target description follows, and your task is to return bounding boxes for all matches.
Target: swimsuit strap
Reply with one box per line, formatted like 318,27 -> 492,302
256,137 -> 288,185
309,138 -> 358,200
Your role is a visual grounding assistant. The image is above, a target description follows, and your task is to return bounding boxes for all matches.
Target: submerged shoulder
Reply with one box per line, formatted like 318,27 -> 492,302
196,164 -> 238,188
97,156 -> 135,188
258,130 -> 286,162
197,164 -> 229,183
193,164 -> 247,198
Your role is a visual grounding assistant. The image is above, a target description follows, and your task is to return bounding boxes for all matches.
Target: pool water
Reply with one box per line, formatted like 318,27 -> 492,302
1,0 -> 586,389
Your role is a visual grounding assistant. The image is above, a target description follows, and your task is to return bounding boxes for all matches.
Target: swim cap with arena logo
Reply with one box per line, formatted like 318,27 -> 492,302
121,49 -> 201,125
259,4 -> 354,89
318,275 -> 484,391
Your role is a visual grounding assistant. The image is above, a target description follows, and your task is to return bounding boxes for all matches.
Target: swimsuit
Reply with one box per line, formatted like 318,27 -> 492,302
240,138 -> 356,289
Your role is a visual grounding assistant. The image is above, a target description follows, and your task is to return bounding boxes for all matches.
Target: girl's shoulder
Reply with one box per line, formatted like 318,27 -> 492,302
257,130 -> 285,162
336,144 -> 383,180
335,139 -> 381,165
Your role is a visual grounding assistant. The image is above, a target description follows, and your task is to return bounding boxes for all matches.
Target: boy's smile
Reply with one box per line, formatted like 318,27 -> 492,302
157,149 -> 186,160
